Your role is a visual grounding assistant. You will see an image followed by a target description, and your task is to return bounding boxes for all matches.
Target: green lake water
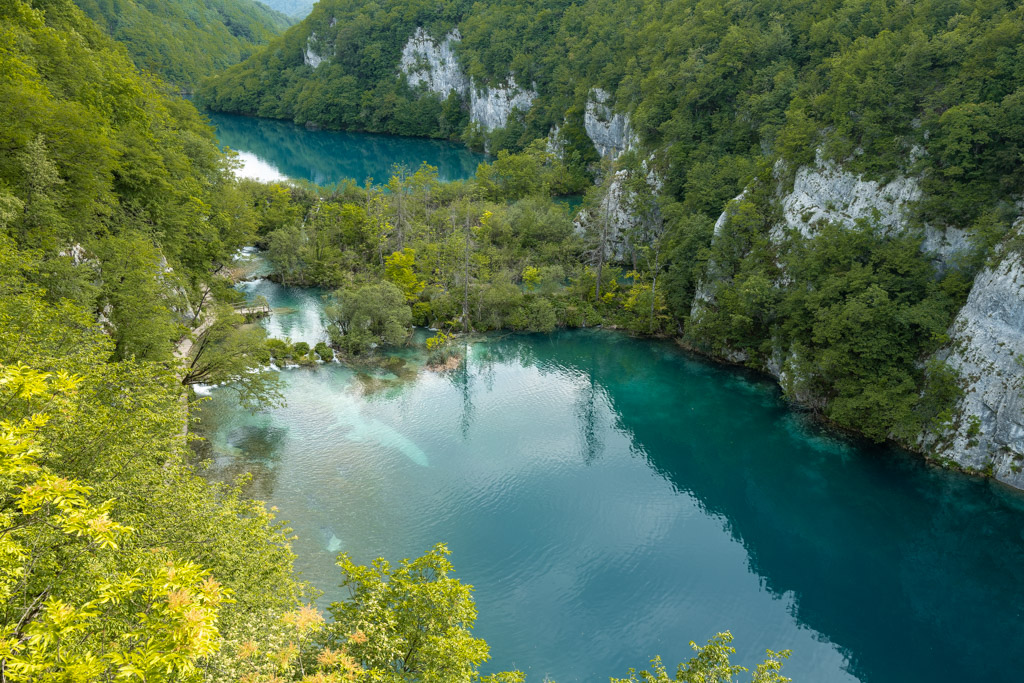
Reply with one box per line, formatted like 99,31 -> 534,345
193,277 -> 1024,683
207,111 -> 487,185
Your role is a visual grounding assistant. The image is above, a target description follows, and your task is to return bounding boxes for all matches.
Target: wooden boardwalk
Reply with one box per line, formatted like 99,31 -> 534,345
233,299 -> 271,320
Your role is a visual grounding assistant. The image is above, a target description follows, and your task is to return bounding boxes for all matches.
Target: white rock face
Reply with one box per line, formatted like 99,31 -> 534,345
935,249 -> 1024,487
58,242 -> 92,266
584,88 -> 638,159
304,32 -> 326,68
574,169 -> 662,263
779,152 -> 921,239
922,225 -> 971,268
545,125 -> 563,157
689,192 -> 746,318
695,155 -> 951,326
396,28 -> 536,131
470,76 -> 536,131
692,152 -> 1024,488
777,153 -> 971,268
399,27 -> 469,97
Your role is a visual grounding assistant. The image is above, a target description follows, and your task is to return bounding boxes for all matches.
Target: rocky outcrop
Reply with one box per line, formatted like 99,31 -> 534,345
694,154 -> 971,334
694,155 -> 954,326
689,192 -> 745,318
692,152 -> 1024,489
304,32 -> 327,68
58,242 -> 94,267
469,77 -> 536,131
777,152 -> 968,266
780,153 -> 920,238
396,28 -> 535,132
934,247 -> 1024,487
545,125 -> 563,157
399,27 -> 469,97
584,88 -> 637,159
574,168 -> 662,263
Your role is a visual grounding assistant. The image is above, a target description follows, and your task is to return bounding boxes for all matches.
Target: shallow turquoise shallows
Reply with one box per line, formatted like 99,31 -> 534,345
194,278 -> 1024,683
207,111 -> 487,185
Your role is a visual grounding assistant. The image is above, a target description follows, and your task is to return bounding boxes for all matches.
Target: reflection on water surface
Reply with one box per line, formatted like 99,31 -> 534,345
193,279 -> 1024,683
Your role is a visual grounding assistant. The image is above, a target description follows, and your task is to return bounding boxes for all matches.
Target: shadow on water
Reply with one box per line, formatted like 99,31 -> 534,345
522,328 -> 1024,683
194,275 -> 1024,683
207,111 -> 488,185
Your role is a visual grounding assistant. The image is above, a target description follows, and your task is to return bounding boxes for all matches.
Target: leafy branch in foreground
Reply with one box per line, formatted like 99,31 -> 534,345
0,364 -> 229,682
318,543 -> 523,683
611,632 -> 791,683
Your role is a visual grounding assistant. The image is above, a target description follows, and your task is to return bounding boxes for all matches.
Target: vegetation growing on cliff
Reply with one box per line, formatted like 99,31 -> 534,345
250,156 -> 667,339
195,0 -> 1024,449
201,0 -> 1024,228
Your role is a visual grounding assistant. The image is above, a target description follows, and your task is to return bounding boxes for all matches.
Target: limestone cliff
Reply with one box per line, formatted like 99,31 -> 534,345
573,167 -> 662,263
778,152 -> 968,266
396,30 -> 648,148
469,77 -> 537,132
584,88 -> 638,159
396,28 -> 536,132
934,243 -> 1024,487
399,27 -> 469,97
303,31 -> 327,68
693,154 -> 1024,488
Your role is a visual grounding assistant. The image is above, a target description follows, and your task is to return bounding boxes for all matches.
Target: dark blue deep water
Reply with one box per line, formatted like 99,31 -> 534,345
194,279 -> 1024,683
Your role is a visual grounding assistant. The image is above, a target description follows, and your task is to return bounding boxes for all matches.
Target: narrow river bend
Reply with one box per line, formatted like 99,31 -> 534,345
193,276 -> 1024,683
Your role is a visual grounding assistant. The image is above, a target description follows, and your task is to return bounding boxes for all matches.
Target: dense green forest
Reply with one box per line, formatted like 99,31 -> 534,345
3,0 -> 1022,673
200,0 -> 1024,225
72,0 -> 292,88
0,0 -> 794,679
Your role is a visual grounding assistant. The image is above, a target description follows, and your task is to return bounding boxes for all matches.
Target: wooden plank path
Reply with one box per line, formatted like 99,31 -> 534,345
233,299 -> 271,320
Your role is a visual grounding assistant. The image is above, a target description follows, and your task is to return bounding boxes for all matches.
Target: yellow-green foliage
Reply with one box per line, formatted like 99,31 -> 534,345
0,364 -> 228,682
0,2 -> 812,677
610,632 -> 790,683
385,248 -> 426,301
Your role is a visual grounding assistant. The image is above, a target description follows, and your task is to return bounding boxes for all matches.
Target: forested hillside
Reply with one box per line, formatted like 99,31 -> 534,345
200,0 -> 1024,223
72,0 -> 291,88
0,0 -> 296,676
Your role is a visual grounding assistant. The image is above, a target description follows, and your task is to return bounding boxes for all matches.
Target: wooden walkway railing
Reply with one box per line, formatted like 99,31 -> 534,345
233,297 -> 271,321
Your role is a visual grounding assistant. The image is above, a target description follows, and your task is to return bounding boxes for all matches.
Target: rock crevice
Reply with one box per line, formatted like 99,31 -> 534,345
583,88 -> 637,159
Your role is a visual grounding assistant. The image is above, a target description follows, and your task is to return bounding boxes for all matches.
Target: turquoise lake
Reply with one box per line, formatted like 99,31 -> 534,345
193,277 -> 1024,683
207,111 -> 487,185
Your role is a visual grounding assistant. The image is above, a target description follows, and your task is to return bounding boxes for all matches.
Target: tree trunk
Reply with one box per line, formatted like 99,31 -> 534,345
462,216 -> 471,333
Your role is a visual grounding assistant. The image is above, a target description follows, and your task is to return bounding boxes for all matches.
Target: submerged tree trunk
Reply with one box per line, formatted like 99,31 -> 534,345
463,215 -> 471,333
594,185 -> 611,303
